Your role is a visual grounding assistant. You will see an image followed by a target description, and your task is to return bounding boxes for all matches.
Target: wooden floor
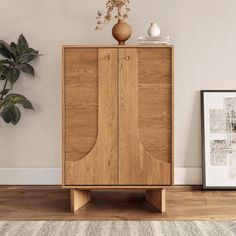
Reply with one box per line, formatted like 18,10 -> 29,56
0,186 -> 235,221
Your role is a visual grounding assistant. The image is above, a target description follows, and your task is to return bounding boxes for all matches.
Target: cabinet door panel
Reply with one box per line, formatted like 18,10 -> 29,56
118,48 -> 172,185
64,48 -> 118,185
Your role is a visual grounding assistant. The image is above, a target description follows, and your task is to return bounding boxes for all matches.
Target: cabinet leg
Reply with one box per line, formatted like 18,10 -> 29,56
145,188 -> 166,212
70,189 -> 91,213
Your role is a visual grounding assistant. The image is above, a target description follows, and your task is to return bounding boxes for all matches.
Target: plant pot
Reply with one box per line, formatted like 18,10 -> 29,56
112,19 -> 132,45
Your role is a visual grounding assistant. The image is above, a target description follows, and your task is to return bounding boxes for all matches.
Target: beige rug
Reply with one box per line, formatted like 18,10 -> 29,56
0,221 -> 235,236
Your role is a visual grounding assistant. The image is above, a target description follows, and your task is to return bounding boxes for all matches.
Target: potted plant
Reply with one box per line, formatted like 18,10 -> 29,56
96,0 -> 132,45
0,34 -> 39,125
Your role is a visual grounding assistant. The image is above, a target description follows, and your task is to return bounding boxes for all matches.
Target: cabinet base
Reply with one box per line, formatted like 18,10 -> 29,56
145,188 -> 166,212
70,189 -> 91,213
70,188 -> 166,213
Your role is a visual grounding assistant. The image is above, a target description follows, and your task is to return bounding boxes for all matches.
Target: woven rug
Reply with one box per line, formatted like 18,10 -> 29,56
0,221 -> 235,236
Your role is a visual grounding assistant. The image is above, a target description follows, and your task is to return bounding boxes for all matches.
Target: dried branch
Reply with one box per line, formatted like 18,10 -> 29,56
95,0 -> 130,30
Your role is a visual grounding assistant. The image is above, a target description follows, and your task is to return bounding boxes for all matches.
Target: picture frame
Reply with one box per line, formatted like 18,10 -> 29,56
201,90 -> 236,189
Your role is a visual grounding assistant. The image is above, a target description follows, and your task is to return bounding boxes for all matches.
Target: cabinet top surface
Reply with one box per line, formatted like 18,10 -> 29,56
63,45 -> 173,48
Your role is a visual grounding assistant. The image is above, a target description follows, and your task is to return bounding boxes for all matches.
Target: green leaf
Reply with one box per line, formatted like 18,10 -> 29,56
9,42 -> 18,62
0,40 -> 15,59
19,53 -> 38,64
11,106 -> 21,124
0,59 -> 10,64
18,63 -> 34,76
25,48 -> 38,54
0,65 -> 8,72
17,34 -> 28,54
18,47 -> 39,64
1,106 -> 12,123
4,67 -> 20,86
1,105 -> 21,125
20,99 -> 34,110
10,42 -> 17,50
0,65 -> 8,78
0,43 -> 12,59
4,93 -> 34,110
10,42 -> 21,62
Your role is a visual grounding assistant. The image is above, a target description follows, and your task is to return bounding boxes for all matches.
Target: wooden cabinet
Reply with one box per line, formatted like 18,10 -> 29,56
62,46 -> 174,212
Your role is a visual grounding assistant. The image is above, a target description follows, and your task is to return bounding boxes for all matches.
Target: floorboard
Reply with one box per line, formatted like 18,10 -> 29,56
0,186 -> 235,220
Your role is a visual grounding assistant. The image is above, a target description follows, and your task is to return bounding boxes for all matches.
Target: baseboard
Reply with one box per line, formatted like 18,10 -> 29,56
0,167 -> 202,185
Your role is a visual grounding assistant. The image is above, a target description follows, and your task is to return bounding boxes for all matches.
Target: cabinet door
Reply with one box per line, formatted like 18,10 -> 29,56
118,48 -> 172,185
63,48 -> 118,185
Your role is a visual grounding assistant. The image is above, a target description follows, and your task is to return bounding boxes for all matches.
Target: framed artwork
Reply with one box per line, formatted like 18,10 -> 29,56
201,90 -> 236,189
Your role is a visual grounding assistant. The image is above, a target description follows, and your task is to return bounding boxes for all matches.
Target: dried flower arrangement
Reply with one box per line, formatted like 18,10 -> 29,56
95,0 -> 130,30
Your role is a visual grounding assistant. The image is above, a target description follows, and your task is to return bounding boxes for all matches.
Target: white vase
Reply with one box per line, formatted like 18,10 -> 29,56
148,22 -> 161,37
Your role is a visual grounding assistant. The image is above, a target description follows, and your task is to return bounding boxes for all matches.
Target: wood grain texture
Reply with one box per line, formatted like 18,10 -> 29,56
171,47 -> 174,185
64,48 -> 118,185
118,48 -> 171,185
63,46 -> 173,187
146,189 -> 166,212
62,47 -> 65,186
70,189 -> 91,212
64,48 -> 98,162
63,185 -> 173,189
0,186 -> 236,221
138,48 -> 172,183
63,45 -> 174,48
118,48 -> 139,184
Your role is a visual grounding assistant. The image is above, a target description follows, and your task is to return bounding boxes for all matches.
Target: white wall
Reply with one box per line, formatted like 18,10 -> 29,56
0,0 -> 236,184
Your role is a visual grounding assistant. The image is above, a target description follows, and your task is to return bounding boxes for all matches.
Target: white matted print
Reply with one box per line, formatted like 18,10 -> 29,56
201,91 -> 236,189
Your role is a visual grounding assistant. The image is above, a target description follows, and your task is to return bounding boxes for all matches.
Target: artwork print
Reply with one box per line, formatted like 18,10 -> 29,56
201,91 -> 236,189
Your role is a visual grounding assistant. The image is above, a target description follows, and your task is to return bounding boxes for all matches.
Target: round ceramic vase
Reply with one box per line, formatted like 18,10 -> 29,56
112,19 -> 132,45
148,22 -> 161,37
